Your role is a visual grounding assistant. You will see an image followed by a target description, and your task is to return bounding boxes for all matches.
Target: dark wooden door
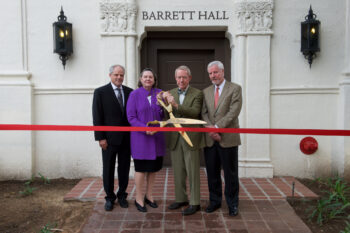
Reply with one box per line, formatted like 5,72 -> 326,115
157,49 -> 214,91
140,31 -> 231,166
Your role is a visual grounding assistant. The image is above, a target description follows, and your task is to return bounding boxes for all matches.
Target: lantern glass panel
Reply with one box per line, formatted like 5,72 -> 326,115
308,23 -> 320,51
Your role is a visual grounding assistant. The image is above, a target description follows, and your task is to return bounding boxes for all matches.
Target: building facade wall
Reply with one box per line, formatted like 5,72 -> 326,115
0,0 -> 349,180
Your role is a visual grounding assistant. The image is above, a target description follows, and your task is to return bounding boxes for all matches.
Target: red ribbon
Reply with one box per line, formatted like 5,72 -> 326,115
0,124 -> 349,136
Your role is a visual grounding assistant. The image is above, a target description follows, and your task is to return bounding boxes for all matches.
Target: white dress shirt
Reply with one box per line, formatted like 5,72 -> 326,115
111,82 -> 125,106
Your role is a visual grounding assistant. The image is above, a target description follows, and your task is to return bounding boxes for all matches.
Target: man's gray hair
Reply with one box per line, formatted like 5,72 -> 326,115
175,65 -> 192,77
109,64 -> 125,74
207,61 -> 224,71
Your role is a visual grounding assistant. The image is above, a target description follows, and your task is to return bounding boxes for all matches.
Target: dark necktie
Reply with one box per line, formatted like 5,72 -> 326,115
116,88 -> 123,107
178,89 -> 186,95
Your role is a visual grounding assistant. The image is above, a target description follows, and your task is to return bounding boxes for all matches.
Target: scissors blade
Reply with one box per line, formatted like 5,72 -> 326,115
166,118 -> 207,125
169,113 -> 193,147
157,96 -> 194,147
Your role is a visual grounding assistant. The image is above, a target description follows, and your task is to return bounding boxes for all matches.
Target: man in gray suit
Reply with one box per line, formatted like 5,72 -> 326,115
201,61 -> 242,217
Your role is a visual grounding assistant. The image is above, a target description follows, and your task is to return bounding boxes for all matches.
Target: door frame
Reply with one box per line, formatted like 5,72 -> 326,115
141,31 -> 231,83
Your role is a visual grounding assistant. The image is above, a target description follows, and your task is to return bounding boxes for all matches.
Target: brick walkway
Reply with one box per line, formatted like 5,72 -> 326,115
64,168 -> 318,233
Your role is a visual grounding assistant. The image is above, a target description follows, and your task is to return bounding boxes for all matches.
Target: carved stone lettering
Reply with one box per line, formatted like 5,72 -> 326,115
141,11 -> 229,21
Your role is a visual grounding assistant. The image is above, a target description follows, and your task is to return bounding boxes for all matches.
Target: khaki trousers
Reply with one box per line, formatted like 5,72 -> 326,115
170,138 -> 200,205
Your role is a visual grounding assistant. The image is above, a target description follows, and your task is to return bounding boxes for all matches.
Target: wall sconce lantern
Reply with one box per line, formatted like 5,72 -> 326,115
301,5 -> 320,68
53,7 -> 73,69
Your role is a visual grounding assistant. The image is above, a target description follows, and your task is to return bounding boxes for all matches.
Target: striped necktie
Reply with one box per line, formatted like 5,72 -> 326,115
116,88 -> 123,107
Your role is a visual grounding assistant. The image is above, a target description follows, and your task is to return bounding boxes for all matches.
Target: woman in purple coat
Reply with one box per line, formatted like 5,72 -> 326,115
126,68 -> 165,212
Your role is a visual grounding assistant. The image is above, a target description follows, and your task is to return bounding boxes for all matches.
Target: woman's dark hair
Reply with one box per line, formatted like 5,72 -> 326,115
138,68 -> 157,88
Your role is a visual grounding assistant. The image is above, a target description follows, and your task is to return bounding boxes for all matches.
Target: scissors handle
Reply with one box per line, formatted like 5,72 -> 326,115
157,91 -> 173,113
147,120 -> 166,128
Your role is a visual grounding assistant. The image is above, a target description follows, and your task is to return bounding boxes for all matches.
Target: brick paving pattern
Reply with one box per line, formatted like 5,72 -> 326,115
64,168 -> 317,233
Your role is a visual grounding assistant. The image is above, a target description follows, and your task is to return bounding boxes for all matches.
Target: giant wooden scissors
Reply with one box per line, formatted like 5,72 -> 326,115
147,92 -> 206,147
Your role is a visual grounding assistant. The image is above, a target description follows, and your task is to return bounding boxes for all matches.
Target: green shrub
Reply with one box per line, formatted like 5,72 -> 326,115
308,177 -> 350,226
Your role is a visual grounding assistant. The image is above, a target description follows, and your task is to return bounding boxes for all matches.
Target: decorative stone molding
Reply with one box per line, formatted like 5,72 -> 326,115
99,0 -> 137,35
235,0 -> 273,35
270,87 -> 339,95
0,71 -> 32,85
34,87 -> 95,95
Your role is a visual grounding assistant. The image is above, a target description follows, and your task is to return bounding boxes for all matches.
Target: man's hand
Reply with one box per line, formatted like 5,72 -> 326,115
206,125 -> 222,142
99,139 -> 108,150
165,94 -> 179,109
211,133 -> 221,142
157,91 -> 171,105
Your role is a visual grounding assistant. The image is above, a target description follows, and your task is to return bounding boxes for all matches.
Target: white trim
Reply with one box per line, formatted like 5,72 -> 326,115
236,31 -> 274,36
340,78 -> 350,86
21,0 -> 28,71
239,164 -> 274,168
100,32 -> 137,37
0,71 -> 32,85
34,87 -> 95,95
270,87 -> 339,95
239,158 -> 274,168
0,71 -> 31,78
240,158 -> 272,163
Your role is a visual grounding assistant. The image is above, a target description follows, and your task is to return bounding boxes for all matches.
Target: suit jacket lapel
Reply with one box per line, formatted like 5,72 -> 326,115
207,85 -> 215,113
172,88 -> 180,104
122,85 -> 130,103
182,86 -> 192,106
108,83 -> 119,105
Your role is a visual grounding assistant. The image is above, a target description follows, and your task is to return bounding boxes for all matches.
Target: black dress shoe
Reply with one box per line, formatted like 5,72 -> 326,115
182,205 -> 200,216
135,200 -> 147,212
118,197 -> 129,208
205,203 -> 221,213
104,200 -> 114,211
168,201 -> 189,210
144,196 -> 158,208
229,206 -> 238,216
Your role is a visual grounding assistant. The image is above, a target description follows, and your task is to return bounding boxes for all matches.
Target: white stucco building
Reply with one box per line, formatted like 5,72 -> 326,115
0,0 -> 349,180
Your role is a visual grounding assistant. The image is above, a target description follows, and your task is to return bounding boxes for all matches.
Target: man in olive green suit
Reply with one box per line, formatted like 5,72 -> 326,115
162,65 -> 204,216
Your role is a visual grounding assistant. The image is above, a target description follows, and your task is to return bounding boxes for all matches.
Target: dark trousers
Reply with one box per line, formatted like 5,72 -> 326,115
204,143 -> 239,208
102,145 -> 131,202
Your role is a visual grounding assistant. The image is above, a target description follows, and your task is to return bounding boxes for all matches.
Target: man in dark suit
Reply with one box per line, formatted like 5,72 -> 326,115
201,61 -> 242,217
92,64 -> 133,211
162,65 -> 204,216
